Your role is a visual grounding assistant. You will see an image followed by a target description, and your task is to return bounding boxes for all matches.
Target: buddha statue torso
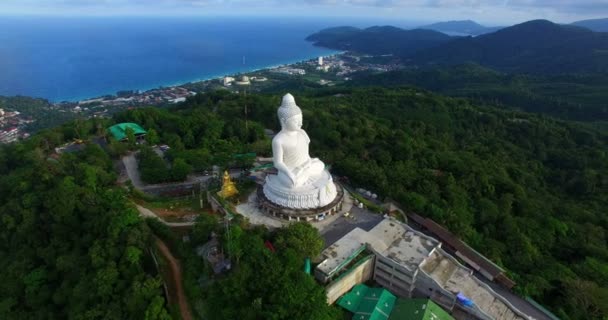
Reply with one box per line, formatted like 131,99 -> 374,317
278,129 -> 310,169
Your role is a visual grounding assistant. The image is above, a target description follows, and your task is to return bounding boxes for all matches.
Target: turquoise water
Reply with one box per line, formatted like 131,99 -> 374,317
0,16 -> 348,102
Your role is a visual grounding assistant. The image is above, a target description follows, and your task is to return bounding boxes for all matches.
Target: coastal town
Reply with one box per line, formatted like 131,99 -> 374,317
0,52 -> 404,144
0,108 -> 33,143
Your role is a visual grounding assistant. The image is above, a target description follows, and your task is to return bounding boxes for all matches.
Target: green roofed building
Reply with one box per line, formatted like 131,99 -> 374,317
108,123 -> 147,141
337,284 -> 396,320
389,298 -> 454,320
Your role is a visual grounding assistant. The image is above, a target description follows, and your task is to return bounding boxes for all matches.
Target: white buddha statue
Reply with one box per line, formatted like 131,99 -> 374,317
263,94 -> 337,209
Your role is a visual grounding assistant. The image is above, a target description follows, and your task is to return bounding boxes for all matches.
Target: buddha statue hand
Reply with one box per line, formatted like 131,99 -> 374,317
288,158 -> 324,187
289,165 -> 307,187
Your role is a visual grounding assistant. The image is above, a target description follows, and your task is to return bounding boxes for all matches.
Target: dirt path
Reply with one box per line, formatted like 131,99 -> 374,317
155,237 -> 193,320
136,204 -> 195,227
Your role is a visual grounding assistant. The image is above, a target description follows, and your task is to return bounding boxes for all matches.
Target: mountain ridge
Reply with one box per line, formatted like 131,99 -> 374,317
308,19 -> 608,74
419,20 -> 503,35
306,25 -> 455,56
571,17 -> 608,32
411,19 -> 608,74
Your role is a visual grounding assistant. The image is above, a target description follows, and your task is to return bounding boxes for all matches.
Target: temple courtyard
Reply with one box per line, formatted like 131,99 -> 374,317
235,188 -> 384,246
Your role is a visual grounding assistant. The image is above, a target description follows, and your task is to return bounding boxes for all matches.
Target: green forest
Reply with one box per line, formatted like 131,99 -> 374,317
1,85 -> 607,319
350,63 -> 608,122
0,137 -> 171,319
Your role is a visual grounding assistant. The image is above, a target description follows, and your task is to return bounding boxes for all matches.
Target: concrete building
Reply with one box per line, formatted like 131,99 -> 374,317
315,218 -> 537,320
318,56 -> 324,66
234,75 -> 251,85
0,127 -> 19,144
408,213 -> 516,289
223,76 -> 235,86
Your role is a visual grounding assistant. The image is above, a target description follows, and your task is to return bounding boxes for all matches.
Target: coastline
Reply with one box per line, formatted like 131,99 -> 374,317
53,51 -> 343,103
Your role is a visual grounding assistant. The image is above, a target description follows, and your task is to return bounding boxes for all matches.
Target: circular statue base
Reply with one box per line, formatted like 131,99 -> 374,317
257,183 -> 344,222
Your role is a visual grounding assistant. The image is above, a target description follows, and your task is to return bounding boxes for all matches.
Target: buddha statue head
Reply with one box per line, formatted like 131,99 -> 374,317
278,93 -> 303,131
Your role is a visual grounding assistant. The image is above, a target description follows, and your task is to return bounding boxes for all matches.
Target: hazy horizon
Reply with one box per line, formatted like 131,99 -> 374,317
1,1 -> 607,26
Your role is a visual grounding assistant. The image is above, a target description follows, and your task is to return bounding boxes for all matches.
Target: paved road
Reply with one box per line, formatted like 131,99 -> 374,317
123,153 -> 144,188
122,152 -> 242,196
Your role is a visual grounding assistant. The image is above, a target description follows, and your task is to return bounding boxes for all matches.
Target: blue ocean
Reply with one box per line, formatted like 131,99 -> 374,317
0,16 -> 396,102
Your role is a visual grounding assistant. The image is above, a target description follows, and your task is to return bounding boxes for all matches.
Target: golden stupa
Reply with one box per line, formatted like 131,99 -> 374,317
217,170 -> 238,199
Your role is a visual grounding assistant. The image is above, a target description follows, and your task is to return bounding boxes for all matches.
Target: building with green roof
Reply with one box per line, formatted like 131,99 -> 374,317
389,298 -> 454,320
108,123 -> 147,141
337,284 -> 396,320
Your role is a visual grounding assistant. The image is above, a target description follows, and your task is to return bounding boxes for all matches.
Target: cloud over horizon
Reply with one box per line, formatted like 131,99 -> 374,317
1,0 -> 607,24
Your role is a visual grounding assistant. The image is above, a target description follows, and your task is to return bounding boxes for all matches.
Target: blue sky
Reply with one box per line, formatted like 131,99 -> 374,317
1,0 -> 607,25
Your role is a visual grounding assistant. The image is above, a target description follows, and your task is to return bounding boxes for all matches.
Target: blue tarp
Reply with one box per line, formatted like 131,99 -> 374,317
456,292 -> 474,307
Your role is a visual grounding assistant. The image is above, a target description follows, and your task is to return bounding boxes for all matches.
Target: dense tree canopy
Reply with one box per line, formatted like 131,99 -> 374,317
274,222 -> 324,260
2,83 -> 606,319
205,226 -> 340,320
351,63 -> 608,121
0,140 -> 170,319
171,88 -> 607,319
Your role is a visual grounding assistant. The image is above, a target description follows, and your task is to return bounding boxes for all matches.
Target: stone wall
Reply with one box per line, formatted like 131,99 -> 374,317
325,255 -> 375,305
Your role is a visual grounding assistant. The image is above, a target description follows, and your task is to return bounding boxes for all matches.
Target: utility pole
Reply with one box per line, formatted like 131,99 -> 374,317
199,180 -> 204,209
244,87 -> 249,131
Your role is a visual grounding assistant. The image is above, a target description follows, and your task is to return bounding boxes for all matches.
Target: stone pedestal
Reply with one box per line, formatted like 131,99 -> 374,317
263,170 -> 337,209
258,183 -> 344,222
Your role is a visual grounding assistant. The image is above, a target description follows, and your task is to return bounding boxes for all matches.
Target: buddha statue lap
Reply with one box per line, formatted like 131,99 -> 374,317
263,94 -> 338,209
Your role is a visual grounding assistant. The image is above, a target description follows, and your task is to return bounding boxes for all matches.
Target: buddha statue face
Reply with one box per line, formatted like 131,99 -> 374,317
278,93 -> 303,132
281,114 -> 303,132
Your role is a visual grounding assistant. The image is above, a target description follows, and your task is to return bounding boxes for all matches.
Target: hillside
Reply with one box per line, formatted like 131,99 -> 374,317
0,133 -> 171,318
349,63 -> 608,121
308,19 -> 608,74
410,19 -> 608,74
306,25 -> 454,56
419,20 -> 503,36
135,89 -> 607,318
2,86 -> 607,319
572,18 -> 608,32
172,89 -> 606,319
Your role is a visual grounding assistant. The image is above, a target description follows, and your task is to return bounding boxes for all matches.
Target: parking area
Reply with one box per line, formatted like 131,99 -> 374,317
318,204 -> 384,249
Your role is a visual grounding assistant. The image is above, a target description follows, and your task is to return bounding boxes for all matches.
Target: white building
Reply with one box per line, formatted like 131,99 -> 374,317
234,75 -> 251,86
318,56 -> 324,66
316,218 -> 535,320
223,76 -> 235,86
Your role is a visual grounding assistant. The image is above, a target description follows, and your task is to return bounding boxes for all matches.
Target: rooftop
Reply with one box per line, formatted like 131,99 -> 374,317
338,284 -> 396,320
420,249 -> 527,320
108,122 -> 147,141
317,219 -> 440,276
408,213 -> 513,287
317,228 -> 369,277
389,298 -> 454,320
367,219 -> 439,271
